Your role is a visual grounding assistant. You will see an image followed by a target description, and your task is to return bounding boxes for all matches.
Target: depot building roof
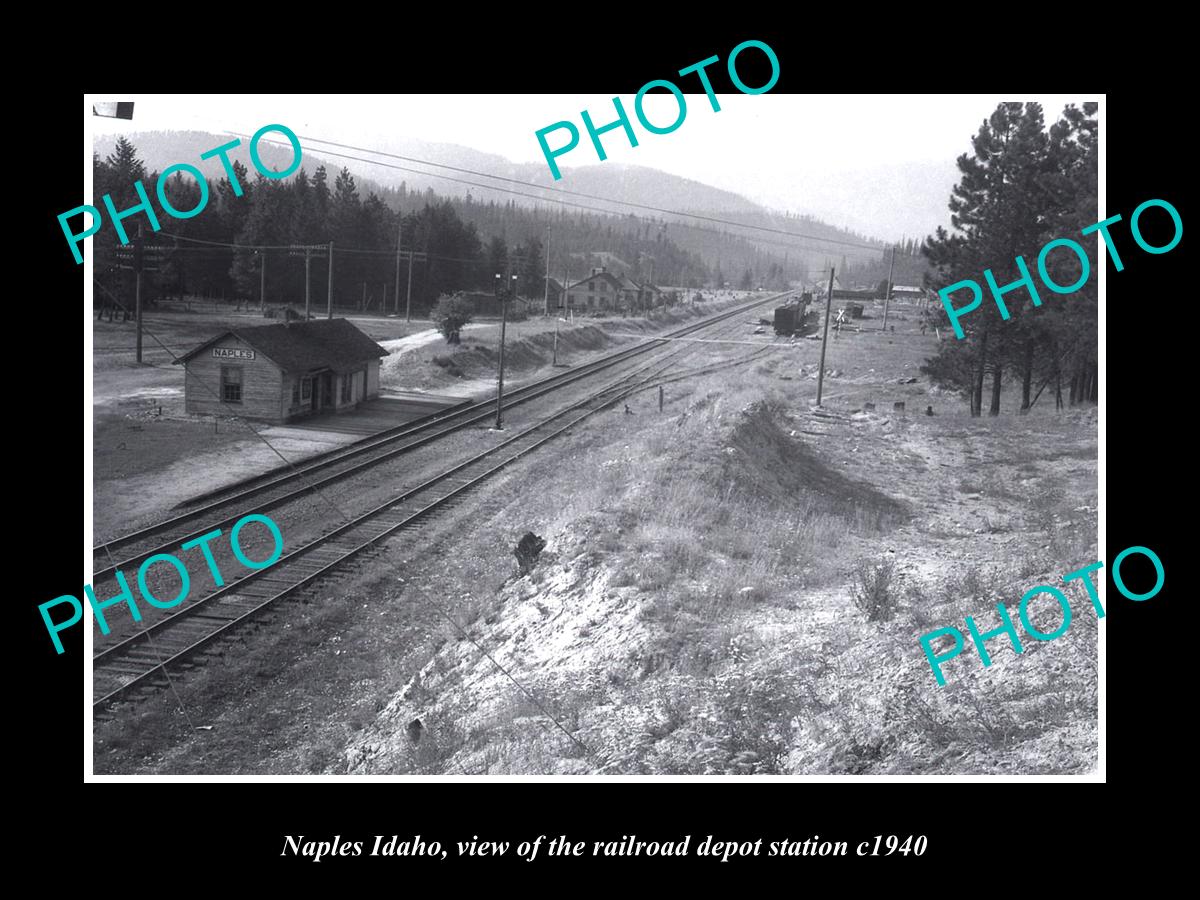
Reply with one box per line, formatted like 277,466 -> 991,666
176,318 -> 389,373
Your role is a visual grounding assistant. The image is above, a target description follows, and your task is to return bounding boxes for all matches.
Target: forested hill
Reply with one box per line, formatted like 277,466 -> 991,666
93,131 -> 889,278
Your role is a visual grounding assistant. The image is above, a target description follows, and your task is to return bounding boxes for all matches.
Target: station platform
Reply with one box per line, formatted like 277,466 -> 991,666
289,392 -> 469,436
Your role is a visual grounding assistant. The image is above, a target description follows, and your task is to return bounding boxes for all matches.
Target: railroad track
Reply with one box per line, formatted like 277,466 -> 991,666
92,294 -> 789,713
92,292 -> 792,584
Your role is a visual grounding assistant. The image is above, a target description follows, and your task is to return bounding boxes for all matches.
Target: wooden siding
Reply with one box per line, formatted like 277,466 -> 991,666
186,341 -> 383,424
366,360 -> 380,397
184,335 -> 284,422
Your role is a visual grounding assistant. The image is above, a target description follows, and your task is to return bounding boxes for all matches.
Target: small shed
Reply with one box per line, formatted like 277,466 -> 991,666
176,318 -> 389,424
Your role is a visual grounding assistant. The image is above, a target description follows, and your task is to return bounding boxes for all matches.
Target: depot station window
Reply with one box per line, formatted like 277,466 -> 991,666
221,366 -> 243,404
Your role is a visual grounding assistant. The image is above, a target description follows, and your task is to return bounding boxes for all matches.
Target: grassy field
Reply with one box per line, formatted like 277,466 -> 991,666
93,297 -> 1098,776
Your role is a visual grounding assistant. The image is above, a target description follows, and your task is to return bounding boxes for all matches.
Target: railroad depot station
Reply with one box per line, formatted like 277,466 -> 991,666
177,318 -> 389,425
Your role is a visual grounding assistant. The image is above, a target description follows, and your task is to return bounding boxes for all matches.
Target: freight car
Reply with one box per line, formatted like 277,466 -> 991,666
773,294 -> 811,336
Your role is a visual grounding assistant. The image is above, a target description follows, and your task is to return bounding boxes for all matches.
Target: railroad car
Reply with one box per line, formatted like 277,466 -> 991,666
773,295 -> 810,336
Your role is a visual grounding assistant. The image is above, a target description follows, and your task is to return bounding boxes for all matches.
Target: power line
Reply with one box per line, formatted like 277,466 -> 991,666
152,232 -> 543,267
288,133 -> 890,253
242,133 -> 886,254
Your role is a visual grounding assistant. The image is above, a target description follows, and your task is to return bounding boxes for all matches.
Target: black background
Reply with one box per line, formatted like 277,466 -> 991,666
18,21 -> 1186,882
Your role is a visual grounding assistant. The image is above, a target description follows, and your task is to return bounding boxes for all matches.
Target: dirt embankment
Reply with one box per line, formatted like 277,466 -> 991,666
380,297 -> 758,395
344,372 -> 1098,775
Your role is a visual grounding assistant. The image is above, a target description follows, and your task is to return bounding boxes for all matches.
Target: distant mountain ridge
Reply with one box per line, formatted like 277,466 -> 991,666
92,130 -> 886,266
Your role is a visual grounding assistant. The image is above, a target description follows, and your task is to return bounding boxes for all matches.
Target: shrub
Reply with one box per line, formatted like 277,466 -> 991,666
851,557 -> 897,622
432,355 -> 463,377
431,294 -> 474,343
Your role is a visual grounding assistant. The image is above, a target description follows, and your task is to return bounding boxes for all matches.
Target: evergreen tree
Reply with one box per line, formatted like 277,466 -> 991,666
922,102 -> 1097,415
518,238 -> 544,301
104,136 -> 147,202
486,236 -> 508,279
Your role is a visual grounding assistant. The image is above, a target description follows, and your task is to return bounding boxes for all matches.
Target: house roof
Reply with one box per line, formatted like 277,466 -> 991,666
545,277 -> 564,294
570,251 -> 630,271
565,271 -> 626,292
176,318 -> 389,373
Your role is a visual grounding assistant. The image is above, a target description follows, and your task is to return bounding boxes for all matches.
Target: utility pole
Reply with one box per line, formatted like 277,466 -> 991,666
495,272 -> 516,429
882,244 -> 896,332
403,250 -> 428,322
327,241 -> 334,319
116,228 -> 160,355
259,250 -> 266,313
304,251 -> 312,319
394,220 -> 402,314
290,245 -> 327,320
816,267 -> 835,407
405,251 -> 414,321
562,263 -> 570,318
134,223 -> 143,363
544,223 -> 551,316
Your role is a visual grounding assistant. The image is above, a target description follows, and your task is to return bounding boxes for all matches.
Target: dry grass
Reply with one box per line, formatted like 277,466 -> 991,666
851,557 -> 899,622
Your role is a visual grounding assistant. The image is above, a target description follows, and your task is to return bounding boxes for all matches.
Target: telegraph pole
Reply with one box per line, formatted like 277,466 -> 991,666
544,224 -> 551,315
562,263 -> 570,318
882,244 -> 896,332
816,267 -> 835,407
401,250 -> 428,322
405,251 -> 414,322
117,230 -> 160,355
259,250 -> 266,312
496,272 -> 516,429
394,220 -> 402,314
290,245 -> 327,319
304,250 -> 312,319
134,223 -> 144,363
327,241 -> 334,319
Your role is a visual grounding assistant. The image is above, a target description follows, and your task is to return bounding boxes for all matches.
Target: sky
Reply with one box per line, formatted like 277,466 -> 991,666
87,94 -> 1100,243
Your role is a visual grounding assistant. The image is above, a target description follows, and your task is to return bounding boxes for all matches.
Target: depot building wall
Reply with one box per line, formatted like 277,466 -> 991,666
184,335 -> 286,422
280,362 -> 379,420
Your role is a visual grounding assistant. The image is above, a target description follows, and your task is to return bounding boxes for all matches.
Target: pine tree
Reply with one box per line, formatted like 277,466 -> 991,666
519,238 -> 544,302
486,236 -> 508,280
922,102 -> 1096,416
104,136 -> 147,201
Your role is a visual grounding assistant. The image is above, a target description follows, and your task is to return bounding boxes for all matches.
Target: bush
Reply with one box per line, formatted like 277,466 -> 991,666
851,557 -> 897,622
432,355 -> 463,377
431,294 -> 474,343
